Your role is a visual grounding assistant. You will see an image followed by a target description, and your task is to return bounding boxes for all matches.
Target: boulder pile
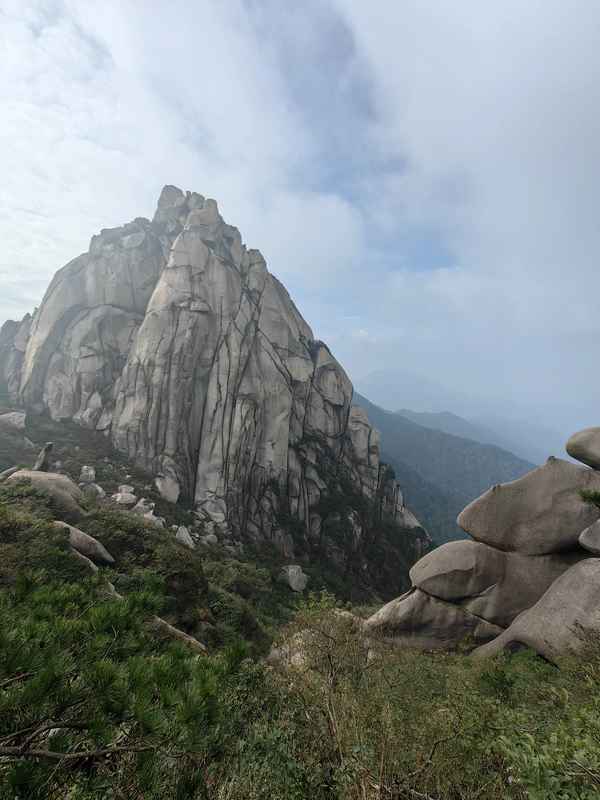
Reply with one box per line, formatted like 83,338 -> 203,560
365,429 -> 600,663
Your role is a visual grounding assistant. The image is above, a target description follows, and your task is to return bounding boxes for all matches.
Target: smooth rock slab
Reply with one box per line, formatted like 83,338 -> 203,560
579,520 -> 600,554
364,588 -> 503,651
155,474 -> 180,504
566,427 -> 600,469
410,540 -> 505,600
473,559 -> 600,663
6,469 -> 84,520
410,539 -> 587,628
458,457 -> 600,554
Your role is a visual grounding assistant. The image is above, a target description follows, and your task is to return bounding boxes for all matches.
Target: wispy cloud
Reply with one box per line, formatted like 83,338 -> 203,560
2,0 -> 600,433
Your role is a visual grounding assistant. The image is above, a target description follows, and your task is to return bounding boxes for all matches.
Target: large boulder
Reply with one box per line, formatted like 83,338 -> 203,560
6,470 -> 85,520
409,539 -> 584,629
579,520 -> 600,555
473,559 -> 600,663
54,521 -> 114,565
457,457 -> 600,554
566,426 -> 600,469
410,540 -> 504,600
279,564 -> 309,592
0,411 -> 26,431
79,465 -> 96,484
364,588 -> 503,650
461,549 -> 585,628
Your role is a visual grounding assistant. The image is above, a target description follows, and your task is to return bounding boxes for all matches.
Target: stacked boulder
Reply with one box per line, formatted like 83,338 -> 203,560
366,434 -> 600,662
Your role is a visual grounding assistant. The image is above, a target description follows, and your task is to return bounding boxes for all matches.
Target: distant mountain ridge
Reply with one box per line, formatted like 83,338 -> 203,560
357,368 -> 564,465
354,394 -> 536,544
396,408 -> 537,461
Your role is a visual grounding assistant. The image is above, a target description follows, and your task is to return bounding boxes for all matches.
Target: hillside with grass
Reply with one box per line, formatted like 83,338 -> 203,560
2,488 -> 600,799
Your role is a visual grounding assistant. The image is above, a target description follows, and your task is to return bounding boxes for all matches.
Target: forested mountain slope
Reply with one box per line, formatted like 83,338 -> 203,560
354,394 -> 535,543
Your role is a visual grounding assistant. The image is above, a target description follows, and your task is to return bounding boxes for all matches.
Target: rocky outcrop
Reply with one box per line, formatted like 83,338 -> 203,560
54,520 -> 114,565
0,314 -> 32,402
364,588 -> 504,650
579,520 -> 600,554
473,559 -> 600,662
458,457 -> 600,554
367,439 -> 600,658
566,427 -> 600,469
279,564 -> 309,592
6,470 -> 85,520
0,185 -> 427,594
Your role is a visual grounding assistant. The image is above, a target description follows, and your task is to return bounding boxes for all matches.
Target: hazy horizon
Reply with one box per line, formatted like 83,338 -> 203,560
3,0 -> 600,439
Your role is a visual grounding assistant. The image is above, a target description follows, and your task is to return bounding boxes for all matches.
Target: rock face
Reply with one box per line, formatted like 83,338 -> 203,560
566,427 -> 600,469
457,457 -> 600,554
364,588 -> 504,650
579,520 -> 600,555
473,559 -> 600,662
0,185 -> 427,596
367,445 -> 600,657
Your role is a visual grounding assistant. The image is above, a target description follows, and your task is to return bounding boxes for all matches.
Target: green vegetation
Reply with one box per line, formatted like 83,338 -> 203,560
3,517 -> 600,800
2,416 -> 597,798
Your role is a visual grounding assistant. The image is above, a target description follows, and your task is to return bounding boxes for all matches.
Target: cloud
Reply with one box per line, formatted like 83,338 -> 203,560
2,0 -> 600,434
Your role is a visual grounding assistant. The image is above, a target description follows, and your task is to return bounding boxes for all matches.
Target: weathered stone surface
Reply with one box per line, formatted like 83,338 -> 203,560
280,565 -> 309,592
176,526 -> 195,549
111,491 -> 137,507
132,497 -> 155,515
461,550 -> 585,628
81,482 -> 106,500
154,474 -> 180,504
364,588 -> 503,650
409,539 -> 586,628
579,520 -> 600,555
33,442 -> 53,471
0,466 -> 20,482
0,411 -> 26,431
54,521 -> 114,565
7,469 -> 84,520
200,533 -> 218,546
473,559 -> 600,662
410,541 -> 505,600
566,427 -> 600,469
79,465 -> 96,484
458,457 -> 600,554
18,214 -> 169,424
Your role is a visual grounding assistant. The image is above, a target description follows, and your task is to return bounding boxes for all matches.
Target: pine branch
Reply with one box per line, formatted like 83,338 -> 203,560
0,743 -> 155,763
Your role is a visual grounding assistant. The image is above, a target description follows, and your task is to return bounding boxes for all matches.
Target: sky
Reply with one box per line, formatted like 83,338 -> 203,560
2,0 -> 600,437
